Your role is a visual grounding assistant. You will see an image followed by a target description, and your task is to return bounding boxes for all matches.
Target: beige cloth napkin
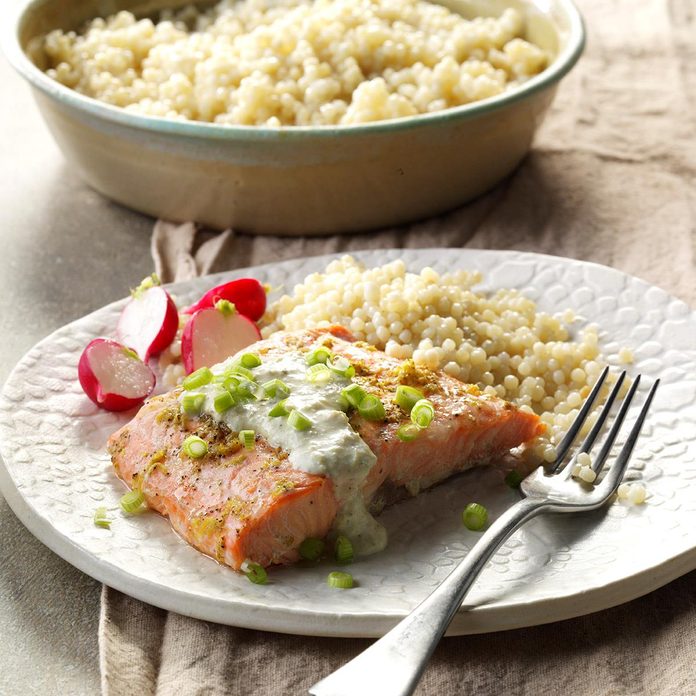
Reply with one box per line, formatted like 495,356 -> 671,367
100,0 -> 696,693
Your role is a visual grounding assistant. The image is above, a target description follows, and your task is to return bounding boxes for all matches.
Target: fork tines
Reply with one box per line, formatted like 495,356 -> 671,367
550,367 -> 660,479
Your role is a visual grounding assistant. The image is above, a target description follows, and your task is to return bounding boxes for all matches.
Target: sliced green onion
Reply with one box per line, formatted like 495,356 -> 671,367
213,370 -> 229,383
411,399 -> 435,428
222,375 -> 240,390
236,378 -> 263,400
306,363 -> 333,384
306,346 -> 332,366
394,385 -> 425,413
182,392 -> 205,415
396,423 -> 421,442
357,394 -> 386,421
183,366 -> 213,391
341,384 -> 367,408
328,356 -> 355,379
262,379 -> 290,399
182,435 -> 208,459
268,399 -> 290,417
239,430 -> 256,450
298,537 -> 325,561
120,490 -> 146,514
250,383 -> 267,401
213,390 -> 234,413
228,365 -> 255,381
131,273 -> 160,298
242,561 -> 268,585
462,503 -> 488,531
122,347 -> 139,361
337,393 -> 350,412
240,352 -> 262,369
327,571 -> 354,589
505,470 -> 524,489
93,507 -> 111,529
334,535 -> 354,564
288,409 -> 312,431
215,298 -> 236,316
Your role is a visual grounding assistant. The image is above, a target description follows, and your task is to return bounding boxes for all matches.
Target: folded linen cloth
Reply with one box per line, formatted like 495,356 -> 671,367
101,572 -> 696,696
100,0 -> 696,693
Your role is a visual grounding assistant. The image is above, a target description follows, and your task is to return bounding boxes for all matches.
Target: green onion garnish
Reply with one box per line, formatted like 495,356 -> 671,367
250,383 -> 267,401
328,356 -> 356,379
298,537 -> 325,561
239,430 -> 256,450
337,393 -> 350,412
396,423 -> 421,442
122,347 -> 139,360
131,273 -> 160,298
334,535 -> 354,564
215,298 -> 236,316
93,507 -> 111,529
505,470 -> 524,489
394,385 -> 425,413
228,365 -> 255,381
243,561 -> 268,585
213,390 -> 234,413
183,366 -> 213,391
182,392 -> 205,415
182,435 -> 208,459
288,409 -> 312,431
357,394 -> 386,421
306,363 -> 333,384
268,399 -> 290,417
240,352 -> 262,369
341,384 -> 367,408
410,399 -> 435,428
327,571 -> 354,589
306,346 -> 332,366
222,374 -> 240,390
262,379 -> 290,399
120,490 -> 146,515
236,379 -> 264,401
462,503 -> 488,531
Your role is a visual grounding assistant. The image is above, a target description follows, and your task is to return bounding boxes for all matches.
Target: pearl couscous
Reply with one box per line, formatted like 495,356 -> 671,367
262,256 -> 627,464
41,0 -> 548,126
617,482 -> 647,505
572,451 -> 597,482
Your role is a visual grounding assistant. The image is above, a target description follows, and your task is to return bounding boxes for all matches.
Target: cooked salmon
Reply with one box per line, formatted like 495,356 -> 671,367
108,326 -> 543,569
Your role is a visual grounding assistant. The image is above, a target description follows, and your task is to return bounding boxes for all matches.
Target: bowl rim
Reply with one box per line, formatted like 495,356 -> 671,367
2,0 -> 585,142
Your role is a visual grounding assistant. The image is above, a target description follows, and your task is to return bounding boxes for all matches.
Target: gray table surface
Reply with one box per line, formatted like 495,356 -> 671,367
1,53 -> 153,696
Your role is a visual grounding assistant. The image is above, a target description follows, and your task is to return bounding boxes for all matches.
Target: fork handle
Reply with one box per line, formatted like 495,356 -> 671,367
309,497 -> 544,696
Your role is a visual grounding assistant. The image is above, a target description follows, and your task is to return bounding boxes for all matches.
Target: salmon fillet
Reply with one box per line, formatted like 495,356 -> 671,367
108,326 -> 543,569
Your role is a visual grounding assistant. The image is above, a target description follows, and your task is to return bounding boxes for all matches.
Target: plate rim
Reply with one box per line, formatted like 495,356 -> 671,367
1,247 -> 694,637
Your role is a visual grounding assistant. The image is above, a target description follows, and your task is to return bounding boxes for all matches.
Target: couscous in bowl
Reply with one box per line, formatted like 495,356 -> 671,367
3,0 -> 584,235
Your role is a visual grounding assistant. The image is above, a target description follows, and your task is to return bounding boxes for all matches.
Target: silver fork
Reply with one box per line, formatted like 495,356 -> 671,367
309,368 -> 660,696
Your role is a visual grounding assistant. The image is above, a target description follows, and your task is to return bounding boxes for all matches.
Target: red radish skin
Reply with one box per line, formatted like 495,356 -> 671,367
182,278 -> 266,321
181,306 -> 262,374
78,338 -> 156,411
117,285 -> 179,361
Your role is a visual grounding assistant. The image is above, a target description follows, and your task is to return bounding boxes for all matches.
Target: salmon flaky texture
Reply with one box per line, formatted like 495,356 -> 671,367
108,325 -> 543,570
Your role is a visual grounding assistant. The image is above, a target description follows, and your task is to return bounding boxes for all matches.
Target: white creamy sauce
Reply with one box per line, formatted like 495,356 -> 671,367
185,352 -> 387,555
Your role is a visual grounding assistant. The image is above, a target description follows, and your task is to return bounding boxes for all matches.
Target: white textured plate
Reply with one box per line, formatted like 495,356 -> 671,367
1,249 -> 695,637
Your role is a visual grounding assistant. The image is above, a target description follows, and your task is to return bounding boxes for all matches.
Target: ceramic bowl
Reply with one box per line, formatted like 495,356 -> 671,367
3,0 -> 584,235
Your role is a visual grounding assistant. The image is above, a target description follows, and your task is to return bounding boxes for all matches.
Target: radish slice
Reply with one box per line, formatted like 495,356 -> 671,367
78,338 -> 156,411
117,279 -> 179,361
182,278 -> 267,321
181,302 -> 262,374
